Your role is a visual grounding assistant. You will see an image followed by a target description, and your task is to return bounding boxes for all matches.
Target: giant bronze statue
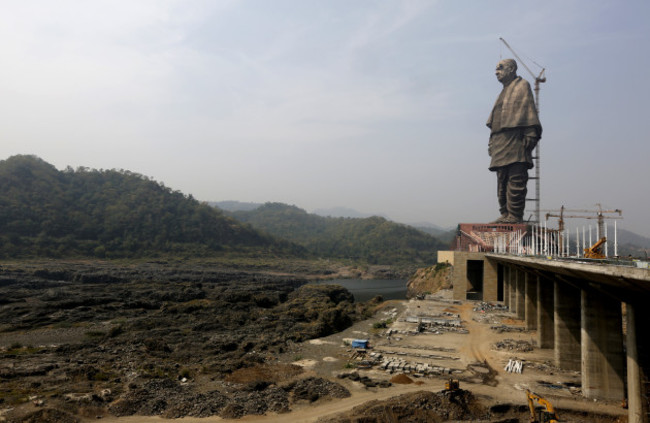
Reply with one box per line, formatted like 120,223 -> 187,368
487,59 -> 542,224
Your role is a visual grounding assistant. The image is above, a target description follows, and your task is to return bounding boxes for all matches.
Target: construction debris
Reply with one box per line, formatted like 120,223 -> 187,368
473,302 -> 508,312
494,338 -> 534,352
490,324 -> 528,333
465,361 -> 498,386
378,343 -> 456,353
337,372 -> 391,388
377,356 -> 459,377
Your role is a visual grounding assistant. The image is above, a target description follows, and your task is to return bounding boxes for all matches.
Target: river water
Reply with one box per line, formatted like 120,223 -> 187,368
310,279 -> 407,302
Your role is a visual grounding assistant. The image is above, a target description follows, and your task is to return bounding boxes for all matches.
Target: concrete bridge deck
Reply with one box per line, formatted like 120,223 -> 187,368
443,250 -> 650,423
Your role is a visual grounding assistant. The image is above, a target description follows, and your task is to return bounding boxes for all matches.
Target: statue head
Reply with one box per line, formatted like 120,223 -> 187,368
495,59 -> 517,84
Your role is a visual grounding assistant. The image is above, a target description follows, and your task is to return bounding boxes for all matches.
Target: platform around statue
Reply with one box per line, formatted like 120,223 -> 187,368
455,222 -> 529,252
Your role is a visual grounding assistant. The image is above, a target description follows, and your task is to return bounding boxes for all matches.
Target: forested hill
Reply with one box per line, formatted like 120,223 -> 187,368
0,155 -> 293,258
226,203 -> 446,265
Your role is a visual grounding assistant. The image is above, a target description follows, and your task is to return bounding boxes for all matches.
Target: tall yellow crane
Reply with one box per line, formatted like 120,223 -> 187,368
499,38 -> 546,224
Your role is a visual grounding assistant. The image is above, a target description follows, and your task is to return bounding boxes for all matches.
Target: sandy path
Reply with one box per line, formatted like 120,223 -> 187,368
457,302 -> 498,367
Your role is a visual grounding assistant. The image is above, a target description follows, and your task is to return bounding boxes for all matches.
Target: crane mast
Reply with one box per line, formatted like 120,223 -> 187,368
543,204 -> 623,256
499,38 -> 546,224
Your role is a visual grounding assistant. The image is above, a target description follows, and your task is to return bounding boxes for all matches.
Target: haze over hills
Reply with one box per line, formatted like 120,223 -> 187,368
211,201 -> 650,257
0,156 -> 447,264
209,200 -> 263,213
212,201 -> 650,257
614,228 -> 650,258
215,202 -> 452,234
3,155 -> 645,262
225,203 -> 445,265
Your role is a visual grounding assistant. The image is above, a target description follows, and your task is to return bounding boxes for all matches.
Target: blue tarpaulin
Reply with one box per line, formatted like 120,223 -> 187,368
351,339 -> 369,349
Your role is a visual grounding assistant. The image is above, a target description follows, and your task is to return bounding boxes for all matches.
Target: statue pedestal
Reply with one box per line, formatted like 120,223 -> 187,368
455,222 -> 529,252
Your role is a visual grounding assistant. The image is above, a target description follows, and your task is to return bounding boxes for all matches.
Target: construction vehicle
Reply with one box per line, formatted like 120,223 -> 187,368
526,389 -> 559,422
444,378 -> 460,392
584,237 -> 607,259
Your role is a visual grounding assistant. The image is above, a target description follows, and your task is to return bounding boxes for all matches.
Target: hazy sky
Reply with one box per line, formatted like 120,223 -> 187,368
1,1 -> 649,237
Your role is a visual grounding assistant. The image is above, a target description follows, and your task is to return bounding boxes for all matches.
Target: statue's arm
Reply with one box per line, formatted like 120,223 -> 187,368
523,127 -> 539,151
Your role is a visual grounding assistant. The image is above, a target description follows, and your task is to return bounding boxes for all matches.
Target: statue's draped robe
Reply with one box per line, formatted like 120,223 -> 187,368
487,76 -> 542,171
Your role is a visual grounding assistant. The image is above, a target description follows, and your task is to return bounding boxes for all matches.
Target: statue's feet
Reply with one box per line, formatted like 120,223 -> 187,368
500,214 -> 523,224
491,214 -> 508,223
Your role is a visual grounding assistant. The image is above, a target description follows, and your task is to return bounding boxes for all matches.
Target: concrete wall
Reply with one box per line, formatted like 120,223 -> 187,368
437,251 -> 455,266
447,251 -> 497,301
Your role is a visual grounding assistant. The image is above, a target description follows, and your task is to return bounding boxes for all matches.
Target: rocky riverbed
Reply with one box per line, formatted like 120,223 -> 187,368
0,260 -> 377,422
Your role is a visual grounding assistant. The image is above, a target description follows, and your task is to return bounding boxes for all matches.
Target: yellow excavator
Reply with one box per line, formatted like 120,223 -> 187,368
444,378 -> 460,392
526,389 -> 559,423
584,237 -> 607,259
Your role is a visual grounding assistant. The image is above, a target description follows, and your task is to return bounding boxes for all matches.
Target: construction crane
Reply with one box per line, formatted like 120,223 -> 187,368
526,389 -> 559,423
544,204 -> 622,238
499,38 -> 546,224
544,204 -> 623,256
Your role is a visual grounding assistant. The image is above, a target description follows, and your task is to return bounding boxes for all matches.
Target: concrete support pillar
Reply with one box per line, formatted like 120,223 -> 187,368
524,272 -> 538,330
536,275 -> 554,349
554,281 -> 581,370
626,302 -> 650,423
483,259 -> 498,301
503,266 -> 510,307
509,267 -> 517,312
581,288 -> 625,401
515,269 -> 525,320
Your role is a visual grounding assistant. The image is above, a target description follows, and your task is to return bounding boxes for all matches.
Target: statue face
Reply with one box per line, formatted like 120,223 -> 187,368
495,60 -> 515,83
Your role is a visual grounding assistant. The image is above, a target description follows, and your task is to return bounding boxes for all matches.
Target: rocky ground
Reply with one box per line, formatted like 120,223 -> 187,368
0,260 -> 378,422
0,260 -> 630,423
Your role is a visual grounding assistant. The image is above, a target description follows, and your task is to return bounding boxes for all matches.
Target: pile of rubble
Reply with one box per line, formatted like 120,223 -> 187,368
336,372 -> 391,388
375,348 -> 458,362
473,302 -> 508,312
287,377 -> 352,402
382,344 -> 456,353
490,324 -> 528,333
472,313 -> 502,325
320,389 -> 487,422
106,376 -> 351,419
494,338 -> 534,352
347,350 -> 461,378
378,357 -> 458,377
464,361 -> 498,386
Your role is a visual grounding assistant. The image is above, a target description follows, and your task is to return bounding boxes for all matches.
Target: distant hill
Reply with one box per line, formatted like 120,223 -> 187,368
210,200 -> 263,212
312,206 -> 387,219
412,223 -> 456,245
0,155 -> 297,258
228,203 -> 445,265
616,228 -> 650,258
